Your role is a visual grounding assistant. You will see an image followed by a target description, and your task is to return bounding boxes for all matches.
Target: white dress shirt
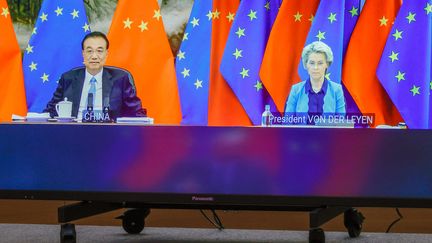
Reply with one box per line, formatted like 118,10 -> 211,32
77,69 -> 103,120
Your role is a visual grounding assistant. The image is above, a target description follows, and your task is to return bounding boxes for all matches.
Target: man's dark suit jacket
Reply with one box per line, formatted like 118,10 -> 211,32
44,66 -> 146,118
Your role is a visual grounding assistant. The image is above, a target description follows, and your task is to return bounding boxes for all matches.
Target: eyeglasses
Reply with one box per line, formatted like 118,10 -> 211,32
84,49 -> 106,57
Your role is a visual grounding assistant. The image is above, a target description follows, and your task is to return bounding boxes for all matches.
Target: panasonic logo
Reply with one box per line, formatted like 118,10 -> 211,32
191,196 -> 214,201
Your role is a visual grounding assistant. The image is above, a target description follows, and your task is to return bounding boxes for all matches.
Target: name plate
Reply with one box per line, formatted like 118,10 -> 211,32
82,110 -> 112,123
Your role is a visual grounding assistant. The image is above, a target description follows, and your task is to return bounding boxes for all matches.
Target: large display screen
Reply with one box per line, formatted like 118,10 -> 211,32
1,124 -> 432,208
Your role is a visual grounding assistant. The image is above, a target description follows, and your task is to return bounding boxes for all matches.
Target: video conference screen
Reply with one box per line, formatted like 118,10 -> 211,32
0,0 -> 431,204
1,0 -> 430,128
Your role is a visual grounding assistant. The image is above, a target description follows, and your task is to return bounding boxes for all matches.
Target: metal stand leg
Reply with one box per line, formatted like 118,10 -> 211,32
308,207 -> 364,243
60,223 -> 76,243
58,201 -> 152,238
58,201 -> 123,223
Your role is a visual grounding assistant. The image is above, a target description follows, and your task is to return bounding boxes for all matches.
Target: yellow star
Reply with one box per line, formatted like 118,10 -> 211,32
254,80 -> 263,92
316,30 -> 326,41
309,15 -> 314,22
240,68 -> 249,78
194,79 -> 203,89
264,1 -> 270,11
32,27 -> 37,35
328,13 -> 337,23
82,23 -> 90,32
70,9 -> 79,19
177,50 -> 185,60
191,17 -> 199,27
406,12 -> 416,24
123,18 -> 133,29
389,51 -> 399,62
181,68 -> 190,78
138,21 -> 148,32
425,3 -> 432,15
153,9 -> 162,21
325,72 -> 331,81
235,27 -> 246,38
41,73 -> 49,83
183,32 -> 189,41
410,85 -> 420,96
233,48 -> 243,60
226,12 -> 235,22
379,16 -> 388,26
54,6 -> 63,16
294,11 -> 302,22
29,62 -> 37,71
1,7 -> 9,18
392,29 -> 403,41
248,10 -> 257,21
349,6 -> 359,17
40,12 -> 48,22
26,45 -> 34,54
206,11 -> 213,20
213,9 -> 220,19
395,71 -> 405,82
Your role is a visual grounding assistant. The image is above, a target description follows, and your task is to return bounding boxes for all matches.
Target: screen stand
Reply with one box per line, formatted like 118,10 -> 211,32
58,201 -> 150,243
57,201 -> 364,243
309,206 -> 365,242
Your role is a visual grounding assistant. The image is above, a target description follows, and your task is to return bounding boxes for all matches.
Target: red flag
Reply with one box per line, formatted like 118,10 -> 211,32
0,0 -> 27,121
342,0 -> 402,126
260,0 -> 319,113
106,0 -> 181,124
208,0 -> 251,126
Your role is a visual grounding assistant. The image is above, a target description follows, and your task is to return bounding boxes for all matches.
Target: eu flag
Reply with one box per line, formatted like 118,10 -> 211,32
299,0 -> 345,84
343,0 -> 364,56
220,0 -> 280,125
23,0 -> 90,112
342,0 -> 363,114
175,1 -> 213,125
377,0 -> 432,129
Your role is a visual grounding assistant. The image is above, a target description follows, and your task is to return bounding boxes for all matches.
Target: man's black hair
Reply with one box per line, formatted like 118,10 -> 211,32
81,31 -> 109,50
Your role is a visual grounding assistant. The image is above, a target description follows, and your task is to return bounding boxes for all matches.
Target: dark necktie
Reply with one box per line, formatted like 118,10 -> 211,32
89,77 -> 96,101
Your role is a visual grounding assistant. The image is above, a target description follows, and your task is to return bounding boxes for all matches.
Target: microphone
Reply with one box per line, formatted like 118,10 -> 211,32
82,93 -> 95,123
102,97 -> 112,123
87,93 -> 94,111
103,97 -> 110,110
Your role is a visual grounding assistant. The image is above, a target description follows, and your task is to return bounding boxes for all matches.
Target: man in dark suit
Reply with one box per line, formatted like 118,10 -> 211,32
44,31 -> 146,119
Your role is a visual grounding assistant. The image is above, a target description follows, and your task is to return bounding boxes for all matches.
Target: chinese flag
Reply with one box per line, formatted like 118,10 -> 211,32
107,0 -> 181,124
0,0 -> 27,121
342,0 -> 402,126
260,0 -> 319,113
208,0 -> 251,126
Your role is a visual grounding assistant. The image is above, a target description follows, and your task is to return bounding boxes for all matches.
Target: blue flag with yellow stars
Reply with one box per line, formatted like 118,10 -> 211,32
220,0 -> 280,125
343,0 -> 364,57
298,0 -> 345,84
23,0 -> 90,112
175,1 -> 213,125
342,0 -> 364,114
377,0 -> 432,129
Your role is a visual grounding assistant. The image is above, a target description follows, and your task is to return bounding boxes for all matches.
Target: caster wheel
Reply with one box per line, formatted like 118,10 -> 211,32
60,223 -> 76,243
118,208 -> 150,234
344,208 -> 365,238
309,228 -> 325,243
